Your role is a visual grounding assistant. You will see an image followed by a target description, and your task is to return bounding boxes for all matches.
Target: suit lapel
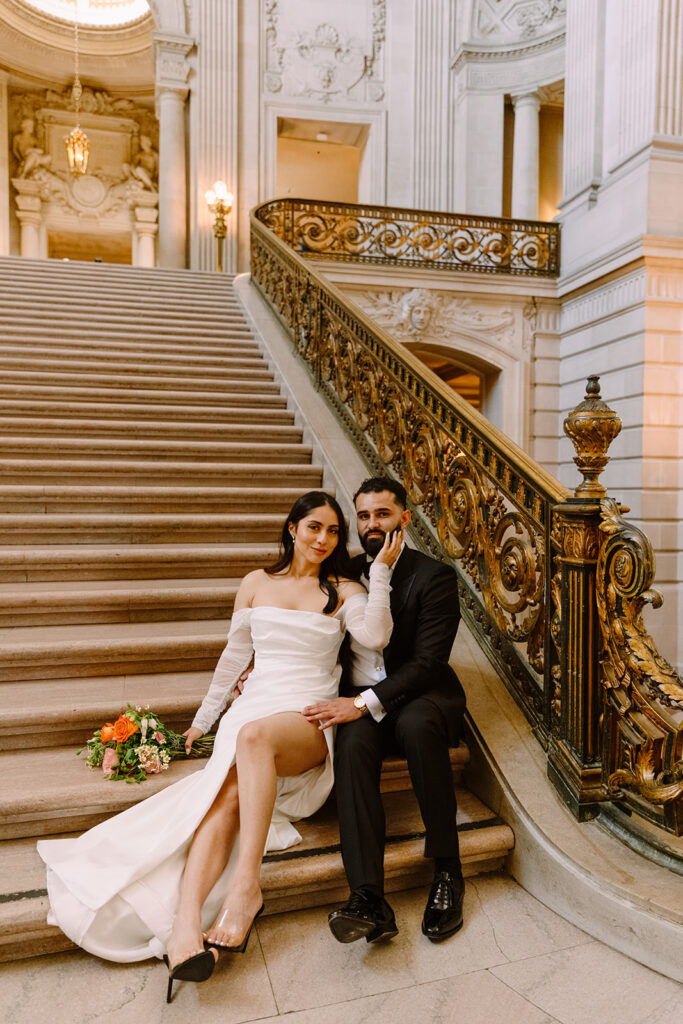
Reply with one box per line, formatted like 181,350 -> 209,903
389,548 -> 417,619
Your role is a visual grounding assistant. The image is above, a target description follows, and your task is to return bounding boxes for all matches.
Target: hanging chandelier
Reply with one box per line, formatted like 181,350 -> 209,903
65,0 -> 89,174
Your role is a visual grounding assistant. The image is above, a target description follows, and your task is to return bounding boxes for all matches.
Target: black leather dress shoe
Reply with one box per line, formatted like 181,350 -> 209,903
421,871 -> 464,941
328,890 -> 398,944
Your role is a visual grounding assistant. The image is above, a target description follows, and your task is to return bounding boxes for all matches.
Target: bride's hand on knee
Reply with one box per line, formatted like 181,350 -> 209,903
182,727 -> 204,754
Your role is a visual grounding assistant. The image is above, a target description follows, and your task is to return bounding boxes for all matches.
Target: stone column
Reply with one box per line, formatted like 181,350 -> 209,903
511,92 -> 540,220
12,180 -> 42,258
0,71 -> 10,255
132,193 -> 159,268
154,33 -> 192,268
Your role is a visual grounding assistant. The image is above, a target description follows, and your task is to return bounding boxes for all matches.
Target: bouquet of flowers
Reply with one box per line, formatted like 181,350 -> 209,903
79,704 -> 215,783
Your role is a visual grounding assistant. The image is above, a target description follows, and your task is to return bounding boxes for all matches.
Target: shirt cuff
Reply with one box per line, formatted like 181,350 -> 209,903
361,687 -> 386,723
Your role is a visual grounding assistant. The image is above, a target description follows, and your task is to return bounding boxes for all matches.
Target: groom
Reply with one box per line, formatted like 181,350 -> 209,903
303,477 -> 466,942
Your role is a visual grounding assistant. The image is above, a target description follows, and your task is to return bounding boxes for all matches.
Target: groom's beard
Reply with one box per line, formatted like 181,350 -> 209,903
359,529 -> 387,558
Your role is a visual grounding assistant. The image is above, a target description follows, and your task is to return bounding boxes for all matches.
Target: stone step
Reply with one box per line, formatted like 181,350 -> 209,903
0,399 -> 292,423
0,360 -> 272,385
1,367 -> 277,392
0,334 -> 262,359
1,322 -> 254,343
0,343 -> 267,371
1,289 -> 242,310
0,767 -> 511,964
0,256 -> 233,279
0,579 -> 241,629
0,484 -> 305,514
1,302 -> 246,321
0,669 -> 216,749
0,437 -> 312,465
0,418 -> 302,444
0,619 -> 230,681
0,744 -> 471,841
0,458 -> 319,487
0,542 -> 278,583
0,511 -> 285,545
0,383 -> 287,409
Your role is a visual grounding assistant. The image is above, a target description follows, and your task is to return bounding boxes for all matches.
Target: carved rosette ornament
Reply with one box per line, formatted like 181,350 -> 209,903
564,376 -> 622,498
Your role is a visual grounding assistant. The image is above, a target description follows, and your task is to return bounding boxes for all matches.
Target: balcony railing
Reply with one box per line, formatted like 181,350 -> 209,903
258,197 -> 560,277
250,198 -> 683,840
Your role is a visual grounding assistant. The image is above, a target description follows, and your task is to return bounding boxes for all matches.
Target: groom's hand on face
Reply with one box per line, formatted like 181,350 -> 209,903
303,697 -> 363,730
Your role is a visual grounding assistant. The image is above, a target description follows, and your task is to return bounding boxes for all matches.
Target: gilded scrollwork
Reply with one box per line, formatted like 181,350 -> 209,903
252,198 -> 683,835
598,499 -> 683,711
608,740 -> 683,805
597,498 -> 683,825
258,198 -> 559,278
251,203 -> 566,742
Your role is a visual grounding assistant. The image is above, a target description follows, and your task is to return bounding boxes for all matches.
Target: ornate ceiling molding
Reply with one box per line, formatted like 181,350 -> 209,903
0,0 -> 154,92
1,0 -> 153,51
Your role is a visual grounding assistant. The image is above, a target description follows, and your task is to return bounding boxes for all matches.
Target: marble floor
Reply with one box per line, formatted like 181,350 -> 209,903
2,873 -> 681,1024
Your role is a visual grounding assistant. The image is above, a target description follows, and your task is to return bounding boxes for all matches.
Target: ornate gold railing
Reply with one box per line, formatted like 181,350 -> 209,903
250,199 -> 683,839
258,197 -> 560,277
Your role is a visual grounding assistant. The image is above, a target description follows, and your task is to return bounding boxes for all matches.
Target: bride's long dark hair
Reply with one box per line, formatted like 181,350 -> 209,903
265,491 -> 351,614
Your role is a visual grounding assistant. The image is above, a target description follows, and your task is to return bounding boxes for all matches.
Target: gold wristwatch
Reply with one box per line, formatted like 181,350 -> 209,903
353,695 -> 369,716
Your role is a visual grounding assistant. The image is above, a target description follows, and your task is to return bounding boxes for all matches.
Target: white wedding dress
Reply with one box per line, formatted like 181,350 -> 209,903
37,564 -> 391,963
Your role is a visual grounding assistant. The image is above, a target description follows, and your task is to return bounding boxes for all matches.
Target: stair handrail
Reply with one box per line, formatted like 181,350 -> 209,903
257,196 -> 560,277
250,199 -> 683,840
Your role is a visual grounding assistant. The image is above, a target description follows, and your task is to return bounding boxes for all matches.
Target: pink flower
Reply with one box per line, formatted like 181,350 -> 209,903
102,747 -> 119,778
144,755 -> 162,774
153,731 -> 165,744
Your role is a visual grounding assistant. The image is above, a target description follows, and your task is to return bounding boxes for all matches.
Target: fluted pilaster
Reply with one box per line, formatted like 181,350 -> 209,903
563,0 -> 604,201
190,0 -> 239,273
412,0 -> 452,210
656,0 -> 683,137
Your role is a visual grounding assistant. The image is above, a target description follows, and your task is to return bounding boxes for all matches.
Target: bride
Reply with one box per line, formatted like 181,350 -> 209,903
38,490 -> 401,1001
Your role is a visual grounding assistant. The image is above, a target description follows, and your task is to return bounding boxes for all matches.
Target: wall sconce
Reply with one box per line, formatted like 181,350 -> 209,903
205,180 -> 234,272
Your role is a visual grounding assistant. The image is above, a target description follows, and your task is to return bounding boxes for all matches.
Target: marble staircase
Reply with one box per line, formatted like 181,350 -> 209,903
0,257 -> 514,963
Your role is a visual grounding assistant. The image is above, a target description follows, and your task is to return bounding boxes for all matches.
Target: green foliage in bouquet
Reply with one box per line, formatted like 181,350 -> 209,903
79,704 -> 215,783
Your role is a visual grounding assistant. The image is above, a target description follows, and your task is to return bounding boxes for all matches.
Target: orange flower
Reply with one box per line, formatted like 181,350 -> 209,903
100,723 -> 115,743
111,715 -> 139,744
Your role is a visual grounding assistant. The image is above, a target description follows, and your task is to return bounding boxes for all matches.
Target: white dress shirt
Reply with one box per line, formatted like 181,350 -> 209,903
352,544 -> 405,722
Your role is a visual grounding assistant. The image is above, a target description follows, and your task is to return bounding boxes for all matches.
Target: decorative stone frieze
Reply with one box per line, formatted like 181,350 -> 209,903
263,0 -> 386,104
470,0 -> 566,42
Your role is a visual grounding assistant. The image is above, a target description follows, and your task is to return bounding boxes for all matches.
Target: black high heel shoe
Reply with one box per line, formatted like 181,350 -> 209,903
162,949 -> 215,1003
205,903 -> 265,954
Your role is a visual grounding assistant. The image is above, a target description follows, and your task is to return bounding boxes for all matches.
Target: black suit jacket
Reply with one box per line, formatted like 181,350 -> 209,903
341,546 -> 466,744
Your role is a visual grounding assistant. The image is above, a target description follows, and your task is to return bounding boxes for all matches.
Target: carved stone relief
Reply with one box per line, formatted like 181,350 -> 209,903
264,0 -> 386,104
472,0 -> 566,42
352,287 -> 516,348
9,85 -> 159,261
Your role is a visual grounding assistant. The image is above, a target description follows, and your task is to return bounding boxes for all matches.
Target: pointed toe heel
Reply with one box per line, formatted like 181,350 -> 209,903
163,949 -> 215,1003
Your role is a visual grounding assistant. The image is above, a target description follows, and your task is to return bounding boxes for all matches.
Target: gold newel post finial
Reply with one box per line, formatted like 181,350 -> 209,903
564,375 -> 622,498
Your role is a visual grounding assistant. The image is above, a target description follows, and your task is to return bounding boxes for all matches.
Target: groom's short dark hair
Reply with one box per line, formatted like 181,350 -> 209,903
353,476 -> 407,509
